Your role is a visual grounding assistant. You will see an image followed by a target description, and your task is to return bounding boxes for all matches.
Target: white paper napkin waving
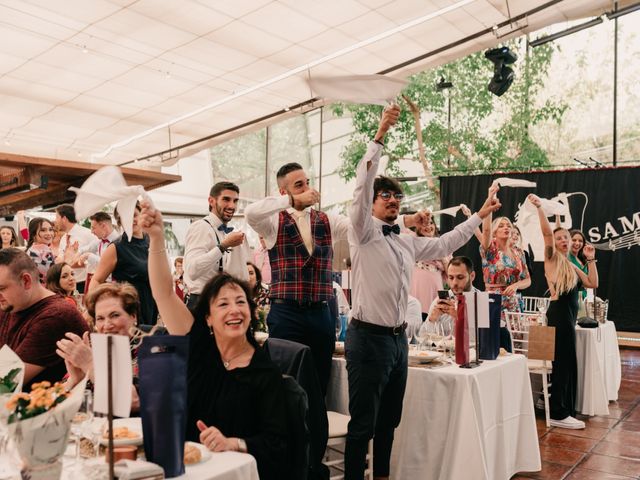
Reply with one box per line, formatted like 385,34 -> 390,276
0,345 -> 24,393
522,197 -> 569,217
494,177 -> 537,188
69,166 -> 150,240
431,205 -> 463,217
308,74 -> 408,106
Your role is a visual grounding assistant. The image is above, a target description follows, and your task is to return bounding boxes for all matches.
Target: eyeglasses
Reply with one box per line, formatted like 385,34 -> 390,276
377,191 -> 404,201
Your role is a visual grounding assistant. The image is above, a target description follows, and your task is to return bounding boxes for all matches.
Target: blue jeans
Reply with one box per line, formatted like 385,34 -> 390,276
344,322 -> 408,479
267,301 -> 335,395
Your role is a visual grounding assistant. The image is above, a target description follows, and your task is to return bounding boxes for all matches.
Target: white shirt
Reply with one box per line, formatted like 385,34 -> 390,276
348,142 -> 482,327
78,229 -> 120,273
183,212 -> 249,294
406,295 -> 423,333
244,195 -> 350,250
333,281 -> 351,317
59,223 -> 98,283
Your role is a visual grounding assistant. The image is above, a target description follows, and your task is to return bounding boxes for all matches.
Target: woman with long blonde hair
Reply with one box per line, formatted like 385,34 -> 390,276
528,194 -> 598,430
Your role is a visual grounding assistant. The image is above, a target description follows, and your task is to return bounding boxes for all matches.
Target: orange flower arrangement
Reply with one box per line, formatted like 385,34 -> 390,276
5,381 -> 69,424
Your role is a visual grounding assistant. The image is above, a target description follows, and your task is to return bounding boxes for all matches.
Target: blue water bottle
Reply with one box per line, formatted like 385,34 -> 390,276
338,306 -> 348,342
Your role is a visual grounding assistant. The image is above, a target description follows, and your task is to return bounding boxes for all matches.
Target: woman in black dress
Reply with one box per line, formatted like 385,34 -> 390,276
88,203 -> 158,326
139,201 -> 289,480
529,194 -> 598,429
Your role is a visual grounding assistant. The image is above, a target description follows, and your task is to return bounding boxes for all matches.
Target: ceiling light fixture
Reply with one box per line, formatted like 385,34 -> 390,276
82,45 -> 88,54
91,0 -> 476,161
485,47 -> 517,96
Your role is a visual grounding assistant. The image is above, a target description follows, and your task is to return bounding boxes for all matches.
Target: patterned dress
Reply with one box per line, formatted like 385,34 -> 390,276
27,244 -> 55,283
480,240 -> 529,326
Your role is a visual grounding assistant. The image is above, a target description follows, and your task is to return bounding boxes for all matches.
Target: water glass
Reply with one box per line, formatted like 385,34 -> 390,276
70,390 -> 93,467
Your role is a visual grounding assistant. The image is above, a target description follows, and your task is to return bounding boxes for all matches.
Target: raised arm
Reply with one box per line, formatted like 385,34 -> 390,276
140,201 -> 194,335
479,183 -> 499,251
528,194 -> 555,261
575,243 -> 599,288
461,204 -> 483,244
349,105 -> 400,244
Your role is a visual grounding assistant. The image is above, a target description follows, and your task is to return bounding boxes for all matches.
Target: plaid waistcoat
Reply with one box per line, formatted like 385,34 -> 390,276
268,209 -> 333,301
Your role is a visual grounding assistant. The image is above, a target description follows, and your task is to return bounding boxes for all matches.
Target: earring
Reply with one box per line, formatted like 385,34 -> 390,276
209,325 -> 214,336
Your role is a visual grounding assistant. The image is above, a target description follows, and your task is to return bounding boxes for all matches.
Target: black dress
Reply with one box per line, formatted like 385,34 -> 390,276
112,233 -> 158,326
186,317 -> 289,480
546,281 -> 581,420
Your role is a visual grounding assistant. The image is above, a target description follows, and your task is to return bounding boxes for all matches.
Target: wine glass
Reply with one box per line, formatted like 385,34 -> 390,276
70,390 -> 93,468
406,323 -> 415,346
335,315 -> 342,341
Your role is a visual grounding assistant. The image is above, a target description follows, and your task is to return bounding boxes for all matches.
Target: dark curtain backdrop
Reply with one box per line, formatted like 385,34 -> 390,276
440,167 -> 640,332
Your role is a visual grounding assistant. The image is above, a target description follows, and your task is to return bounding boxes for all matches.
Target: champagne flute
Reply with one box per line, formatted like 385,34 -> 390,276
536,298 -> 548,325
70,390 -> 93,468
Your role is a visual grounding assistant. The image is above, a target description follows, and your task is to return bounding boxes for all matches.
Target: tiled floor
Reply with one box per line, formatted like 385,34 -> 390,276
513,348 -> 640,479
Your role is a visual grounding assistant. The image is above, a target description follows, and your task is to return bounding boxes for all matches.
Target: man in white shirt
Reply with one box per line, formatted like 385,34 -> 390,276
55,204 -> 98,293
183,182 -> 249,310
344,105 -> 501,480
427,256 -> 477,336
78,212 -> 120,279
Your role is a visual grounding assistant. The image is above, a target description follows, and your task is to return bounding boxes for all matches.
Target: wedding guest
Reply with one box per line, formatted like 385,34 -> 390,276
528,194 -> 598,430
0,248 -> 88,390
409,215 -> 449,320
252,236 -> 271,284
569,229 -> 589,299
88,202 -> 158,326
183,182 -> 250,310
46,263 -> 78,308
479,210 -> 531,351
247,261 -> 269,309
344,104 -> 501,480
79,211 -> 120,287
139,201 -> 289,480
174,256 -> 187,302
55,204 -> 98,293
0,226 -> 21,249
25,218 -> 56,283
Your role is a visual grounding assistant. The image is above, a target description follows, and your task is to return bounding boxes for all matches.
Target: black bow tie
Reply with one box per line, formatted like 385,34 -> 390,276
382,224 -> 400,236
218,224 -> 234,234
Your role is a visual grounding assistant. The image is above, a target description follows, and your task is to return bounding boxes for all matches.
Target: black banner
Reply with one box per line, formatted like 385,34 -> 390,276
440,167 -> 640,332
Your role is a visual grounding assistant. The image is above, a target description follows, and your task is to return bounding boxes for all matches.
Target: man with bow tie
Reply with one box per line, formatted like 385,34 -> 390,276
344,104 -> 501,480
76,211 -> 120,287
183,181 -> 249,311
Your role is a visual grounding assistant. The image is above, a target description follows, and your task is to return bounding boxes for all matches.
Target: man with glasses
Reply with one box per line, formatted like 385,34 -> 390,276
344,104 -> 502,480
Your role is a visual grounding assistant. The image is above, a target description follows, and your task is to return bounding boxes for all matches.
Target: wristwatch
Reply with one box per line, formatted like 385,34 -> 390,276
237,438 -> 247,453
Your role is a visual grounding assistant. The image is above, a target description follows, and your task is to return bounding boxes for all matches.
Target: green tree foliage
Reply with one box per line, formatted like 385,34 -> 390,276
333,38 -> 567,194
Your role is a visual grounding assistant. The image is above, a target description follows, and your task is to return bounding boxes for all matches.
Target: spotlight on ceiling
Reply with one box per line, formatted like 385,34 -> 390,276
436,76 -> 453,91
485,47 -> 517,97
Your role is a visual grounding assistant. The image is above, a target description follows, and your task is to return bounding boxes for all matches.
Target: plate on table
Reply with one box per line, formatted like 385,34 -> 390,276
408,350 -> 442,364
99,417 -> 143,446
184,442 -> 212,466
334,341 -> 345,355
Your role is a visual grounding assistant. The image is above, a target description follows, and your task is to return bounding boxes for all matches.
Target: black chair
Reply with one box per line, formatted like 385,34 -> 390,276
264,338 -> 330,480
281,375 -> 310,480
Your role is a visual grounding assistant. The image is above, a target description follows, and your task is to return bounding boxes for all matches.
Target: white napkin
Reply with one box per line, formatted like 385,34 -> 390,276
114,459 -> 164,479
494,177 -> 537,188
431,205 -> 463,217
0,345 -> 24,393
522,197 -> 568,217
308,74 -> 407,106
69,166 -> 150,240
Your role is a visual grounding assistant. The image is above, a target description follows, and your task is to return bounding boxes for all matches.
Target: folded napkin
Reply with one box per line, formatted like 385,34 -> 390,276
69,166 -> 151,240
431,205 -> 463,217
308,74 -> 407,106
114,459 -> 164,480
494,177 -> 537,188
0,345 -> 24,393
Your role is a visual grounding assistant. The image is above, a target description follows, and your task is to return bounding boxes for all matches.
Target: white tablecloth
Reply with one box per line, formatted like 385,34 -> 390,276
327,355 -> 541,480
575,320 -> 622,416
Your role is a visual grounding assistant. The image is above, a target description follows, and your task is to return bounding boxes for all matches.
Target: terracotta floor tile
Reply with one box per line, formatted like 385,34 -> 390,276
539,445 -> 585,466
552,424 -> 608,440
565,467 -> 636,479
518,461 -> 572,479
579,453 -> 640,477
603,429 -> 640,445
582,416 -> 619,428
612,420 -> 640,432
593,440 -> 640,460
540,432 -> 598,452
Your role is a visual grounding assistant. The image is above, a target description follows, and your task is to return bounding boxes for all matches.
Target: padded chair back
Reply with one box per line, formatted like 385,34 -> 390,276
264,338 -> 330,480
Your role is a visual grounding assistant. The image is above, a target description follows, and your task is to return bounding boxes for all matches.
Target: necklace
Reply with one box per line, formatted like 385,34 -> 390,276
221,342 -> 250,370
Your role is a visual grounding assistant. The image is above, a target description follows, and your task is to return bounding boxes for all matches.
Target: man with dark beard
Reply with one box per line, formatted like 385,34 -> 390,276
0,248 -> 87,390
184,182 -> 250,310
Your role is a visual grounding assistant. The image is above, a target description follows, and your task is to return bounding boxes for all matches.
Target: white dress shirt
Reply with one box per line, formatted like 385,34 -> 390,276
406,295 -> 423,333
244,195 -> 350,250
58,223 -> 98,283
183,212 -> 249,294
78,229 -> 120,273
348,142 -> 482,328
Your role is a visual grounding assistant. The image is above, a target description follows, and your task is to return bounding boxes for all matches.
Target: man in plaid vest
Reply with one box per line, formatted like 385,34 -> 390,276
245,166 -> 349,395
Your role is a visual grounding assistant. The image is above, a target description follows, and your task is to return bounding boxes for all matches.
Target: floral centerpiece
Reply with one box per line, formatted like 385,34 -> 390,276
5,378 -> 87,480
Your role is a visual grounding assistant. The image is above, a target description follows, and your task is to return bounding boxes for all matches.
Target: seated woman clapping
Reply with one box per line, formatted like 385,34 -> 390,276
139,201 -> 288,480
56,282 -> 143,411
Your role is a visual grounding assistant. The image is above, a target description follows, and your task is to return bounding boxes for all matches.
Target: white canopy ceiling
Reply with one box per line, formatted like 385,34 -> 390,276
0,0 -> 625,167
